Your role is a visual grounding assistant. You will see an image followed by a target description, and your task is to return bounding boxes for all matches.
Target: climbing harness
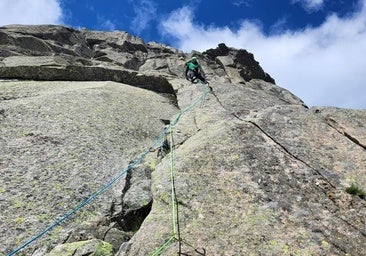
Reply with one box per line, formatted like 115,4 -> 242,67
6,82 -> 211,256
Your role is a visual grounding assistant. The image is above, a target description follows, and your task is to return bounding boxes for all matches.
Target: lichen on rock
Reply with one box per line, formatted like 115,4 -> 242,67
1,25 -> 365,256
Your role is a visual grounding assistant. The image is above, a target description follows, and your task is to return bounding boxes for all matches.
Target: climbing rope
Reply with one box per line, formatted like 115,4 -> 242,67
6,81 -> 211,256
6,129 -> 166,256
151,121 -> 205,256
151,80 -> 210,256
169,127 -> 179,239
151,126 -> 178,256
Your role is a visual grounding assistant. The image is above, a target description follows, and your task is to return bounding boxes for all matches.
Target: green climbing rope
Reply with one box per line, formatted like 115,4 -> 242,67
169,126 -> 179,238
151,81 -> 210,256
7,81 -> 211,256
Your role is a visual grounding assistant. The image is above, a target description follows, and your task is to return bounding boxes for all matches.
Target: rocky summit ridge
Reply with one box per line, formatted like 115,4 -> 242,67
0,25 -> 365,256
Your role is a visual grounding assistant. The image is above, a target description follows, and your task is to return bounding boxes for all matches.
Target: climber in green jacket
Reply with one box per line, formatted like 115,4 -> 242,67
185,56 -> 208,84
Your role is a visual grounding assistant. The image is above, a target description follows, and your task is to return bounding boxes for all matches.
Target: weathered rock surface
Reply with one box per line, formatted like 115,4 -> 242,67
47,239 -> 113,256
0,25 -> 365,256
0,80 -> 178,254
123,83 -> 366,256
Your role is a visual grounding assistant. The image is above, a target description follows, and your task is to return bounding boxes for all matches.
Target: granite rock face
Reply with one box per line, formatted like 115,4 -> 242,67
0,25 -> 365,256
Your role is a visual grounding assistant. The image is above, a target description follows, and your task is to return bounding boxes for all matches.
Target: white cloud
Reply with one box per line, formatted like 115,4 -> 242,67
160,1 -> 366,109
292,0 -> 325,11
0,0 -> 63,26
232,0 -> 252,7
129,0 -> 157,34
97,16 -> 116,31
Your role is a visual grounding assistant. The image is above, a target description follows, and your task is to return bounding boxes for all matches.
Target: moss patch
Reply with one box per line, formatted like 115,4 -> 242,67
48,239 -> 113,256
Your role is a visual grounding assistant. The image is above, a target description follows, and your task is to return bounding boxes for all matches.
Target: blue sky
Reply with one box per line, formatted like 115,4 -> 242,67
0,0 -> 365,109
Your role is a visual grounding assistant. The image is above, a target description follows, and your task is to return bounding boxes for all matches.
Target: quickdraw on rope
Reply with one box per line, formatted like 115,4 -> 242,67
6,81 -> 211,256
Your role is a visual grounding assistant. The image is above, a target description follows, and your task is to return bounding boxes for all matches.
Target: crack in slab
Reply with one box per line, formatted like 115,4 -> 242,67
325,117 -> 366,150
227,108 -> 342,193
242,118 -> 338,190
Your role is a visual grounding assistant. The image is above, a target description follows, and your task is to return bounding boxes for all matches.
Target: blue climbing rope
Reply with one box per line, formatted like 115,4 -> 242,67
6,128 -> 166,256
6,81 -> 211,256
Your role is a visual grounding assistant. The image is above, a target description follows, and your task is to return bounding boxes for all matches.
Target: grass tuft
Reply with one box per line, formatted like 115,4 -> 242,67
346,183 -> 365,199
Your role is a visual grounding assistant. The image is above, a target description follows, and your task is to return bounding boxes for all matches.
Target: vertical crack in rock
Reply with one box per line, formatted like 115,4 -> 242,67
210,89 -> 226,109
111,165 -> 153,233
245,120 -> 338,189
344,132 -> 366,150
325,117 -> 366,150
244,119 -> 366,251
1,25 -> 365,255
205,89 -> 340,191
